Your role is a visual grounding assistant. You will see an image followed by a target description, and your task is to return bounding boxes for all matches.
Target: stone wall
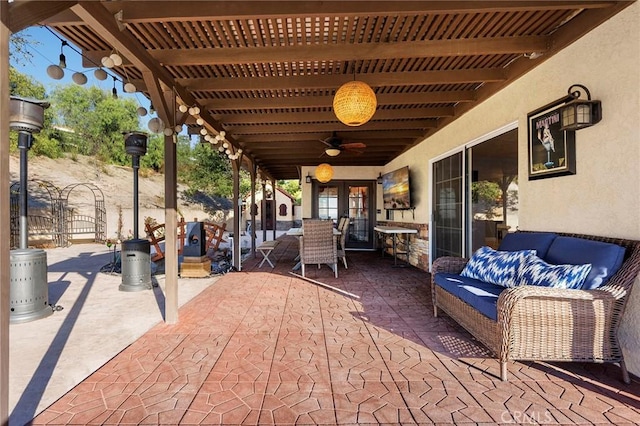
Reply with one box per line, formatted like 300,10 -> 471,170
376,221 -> 429,271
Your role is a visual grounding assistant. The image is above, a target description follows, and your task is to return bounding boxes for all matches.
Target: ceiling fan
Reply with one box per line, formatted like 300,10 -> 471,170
320,132 -> 367,157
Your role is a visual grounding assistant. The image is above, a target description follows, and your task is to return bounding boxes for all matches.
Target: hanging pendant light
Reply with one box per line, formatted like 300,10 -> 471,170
315,163 -> 334,183
333,79 -> 377,126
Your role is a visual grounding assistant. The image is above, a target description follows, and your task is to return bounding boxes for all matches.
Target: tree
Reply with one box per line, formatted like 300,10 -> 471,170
49,85 -> 140,164
278,179 -> 301,204
8,67 -> 62,158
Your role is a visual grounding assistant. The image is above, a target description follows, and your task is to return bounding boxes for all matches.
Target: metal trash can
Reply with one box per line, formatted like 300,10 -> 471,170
10,248 -> 53,324
119,238 -> 152,291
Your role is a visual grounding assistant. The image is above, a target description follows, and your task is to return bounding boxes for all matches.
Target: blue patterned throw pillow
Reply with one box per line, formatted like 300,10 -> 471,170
460,246 -> 537,288
518,255 -> 592,289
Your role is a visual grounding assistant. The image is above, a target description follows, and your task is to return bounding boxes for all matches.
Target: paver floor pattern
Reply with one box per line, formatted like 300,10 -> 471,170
32,236 -> 640,425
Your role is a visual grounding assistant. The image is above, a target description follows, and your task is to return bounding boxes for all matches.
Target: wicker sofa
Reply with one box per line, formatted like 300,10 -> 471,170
431,231 -> 640,382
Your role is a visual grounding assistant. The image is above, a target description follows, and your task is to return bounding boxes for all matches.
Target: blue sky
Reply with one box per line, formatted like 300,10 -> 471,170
11,25 -> 151,110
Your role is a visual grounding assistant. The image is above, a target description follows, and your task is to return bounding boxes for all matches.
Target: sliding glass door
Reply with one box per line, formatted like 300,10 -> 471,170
430,125 -> 519,265
431,152 -> 464,260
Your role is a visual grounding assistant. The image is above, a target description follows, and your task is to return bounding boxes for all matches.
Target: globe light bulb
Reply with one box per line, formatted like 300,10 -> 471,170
94,68 -> 108,80
123,82 -> 136,93
46,64 -> 64,80
196,117 -> 204,125
101,56 -> 115,68
71,72 -> 87,85
136,107 -> 148,117
178,104 -> 188,113
163,128 -> 173,136
109,53 -> 123,67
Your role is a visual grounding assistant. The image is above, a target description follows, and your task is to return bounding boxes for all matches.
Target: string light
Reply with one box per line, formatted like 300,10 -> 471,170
58,40 -> 67,68
111,76 -> 118,99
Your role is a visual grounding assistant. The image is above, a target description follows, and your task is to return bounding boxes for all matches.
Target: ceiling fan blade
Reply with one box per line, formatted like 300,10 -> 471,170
341,142 -> 367,149
344,148 -> 364,155
319,138 -> 333,147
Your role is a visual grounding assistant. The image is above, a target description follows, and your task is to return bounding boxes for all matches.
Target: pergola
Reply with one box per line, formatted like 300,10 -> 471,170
0,1 -> 634,422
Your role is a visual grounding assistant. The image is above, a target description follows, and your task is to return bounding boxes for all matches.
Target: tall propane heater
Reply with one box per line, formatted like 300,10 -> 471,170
9,96 -> 53,323
119,131 -> 152,291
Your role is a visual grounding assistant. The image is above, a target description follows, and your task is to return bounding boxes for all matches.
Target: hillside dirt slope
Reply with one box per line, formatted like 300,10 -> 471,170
8,154 -> 228,239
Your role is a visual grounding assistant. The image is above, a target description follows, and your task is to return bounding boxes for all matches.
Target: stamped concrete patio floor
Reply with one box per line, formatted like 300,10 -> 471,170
32,235 -> 640,425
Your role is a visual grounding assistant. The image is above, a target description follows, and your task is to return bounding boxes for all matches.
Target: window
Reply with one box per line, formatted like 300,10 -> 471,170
279,203 -> 287,216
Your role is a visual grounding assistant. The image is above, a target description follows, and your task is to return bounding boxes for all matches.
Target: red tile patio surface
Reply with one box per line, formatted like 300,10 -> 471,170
32,235 -> 640,425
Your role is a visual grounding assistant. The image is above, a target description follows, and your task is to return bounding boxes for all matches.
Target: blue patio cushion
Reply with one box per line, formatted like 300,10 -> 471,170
498,232 -> 557,258
545,236 -> 626,289
460,246 -> 537,288
434,273 -> 503,321
518,255 -> 592,289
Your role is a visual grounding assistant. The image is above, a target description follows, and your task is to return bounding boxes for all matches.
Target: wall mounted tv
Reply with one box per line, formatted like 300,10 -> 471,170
382,166 -> 411,210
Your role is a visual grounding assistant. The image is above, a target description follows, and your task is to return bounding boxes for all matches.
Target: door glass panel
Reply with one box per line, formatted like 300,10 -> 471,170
348,185 -> 370,244
432,152 -> 463,259
317,185 -> 338,223
468,129 -> 519,253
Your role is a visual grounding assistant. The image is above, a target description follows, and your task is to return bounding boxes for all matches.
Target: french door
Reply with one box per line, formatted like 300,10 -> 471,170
313,180 -> 375,249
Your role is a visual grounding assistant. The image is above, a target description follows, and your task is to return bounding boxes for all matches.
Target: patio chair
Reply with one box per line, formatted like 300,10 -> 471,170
336,217 -> 350,269
299,219 -> 338,278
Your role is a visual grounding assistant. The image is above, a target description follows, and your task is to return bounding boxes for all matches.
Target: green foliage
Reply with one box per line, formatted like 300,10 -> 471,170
472,180 -> 502,219
9,32 -> 37,66
8,67 -> 62,158
182,143 -> 233,196
140,134 -> 164,171
30,134 -> 62,158
49,85 -> 139,164
278,179 -> 302,204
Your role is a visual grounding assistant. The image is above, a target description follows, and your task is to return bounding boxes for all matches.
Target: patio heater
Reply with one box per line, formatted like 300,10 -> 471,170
9,96 -> 54,323
119,131 -> 152,291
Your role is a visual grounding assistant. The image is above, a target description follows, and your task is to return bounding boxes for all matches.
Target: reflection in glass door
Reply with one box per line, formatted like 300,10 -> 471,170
346,184 -> 371,249
313,181 -> 375,249
431,152 -> 464,260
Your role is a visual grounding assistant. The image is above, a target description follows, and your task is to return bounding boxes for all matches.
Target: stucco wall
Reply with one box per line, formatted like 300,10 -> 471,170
390,3 -> 640,377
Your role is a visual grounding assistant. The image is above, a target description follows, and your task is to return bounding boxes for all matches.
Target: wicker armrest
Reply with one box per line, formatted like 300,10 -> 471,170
496,285 -> 622,365
431,256 -> 469,275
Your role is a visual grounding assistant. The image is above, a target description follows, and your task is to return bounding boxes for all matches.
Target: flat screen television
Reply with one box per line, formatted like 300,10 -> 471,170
382,166 -> 411,210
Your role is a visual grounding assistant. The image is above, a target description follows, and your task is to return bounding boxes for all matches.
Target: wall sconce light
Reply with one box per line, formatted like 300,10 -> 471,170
377,173 -> 382,184
560,84 -> 602,131
305,173 -> 312,183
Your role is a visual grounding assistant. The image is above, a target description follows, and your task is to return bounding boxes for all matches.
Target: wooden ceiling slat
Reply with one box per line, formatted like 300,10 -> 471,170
43,1 -> 630,180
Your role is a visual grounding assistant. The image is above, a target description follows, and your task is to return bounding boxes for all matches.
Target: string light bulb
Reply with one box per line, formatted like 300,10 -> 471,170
109,52 -> 123,67
123,82 -> 136,93
94,68 -> 108,81
46,64 -> 64,80
71,72 -> 87,85
136,107 -> 148,117
178,104 -> 188,113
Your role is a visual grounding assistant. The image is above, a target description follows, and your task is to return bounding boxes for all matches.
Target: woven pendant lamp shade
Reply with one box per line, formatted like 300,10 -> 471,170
333,80 -> 377,126
315,163 -> 334,183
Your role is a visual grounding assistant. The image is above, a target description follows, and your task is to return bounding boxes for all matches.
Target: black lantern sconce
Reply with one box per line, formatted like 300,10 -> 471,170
305,173 -> 312,183
377,172 -> 383,184
559,84 -> 602,131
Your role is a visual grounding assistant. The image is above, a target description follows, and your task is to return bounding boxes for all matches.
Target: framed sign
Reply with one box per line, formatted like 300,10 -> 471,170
527,100 -> 576,180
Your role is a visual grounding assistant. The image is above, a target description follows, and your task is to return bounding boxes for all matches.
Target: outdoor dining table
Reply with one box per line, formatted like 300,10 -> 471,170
286,226 -> 341,270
